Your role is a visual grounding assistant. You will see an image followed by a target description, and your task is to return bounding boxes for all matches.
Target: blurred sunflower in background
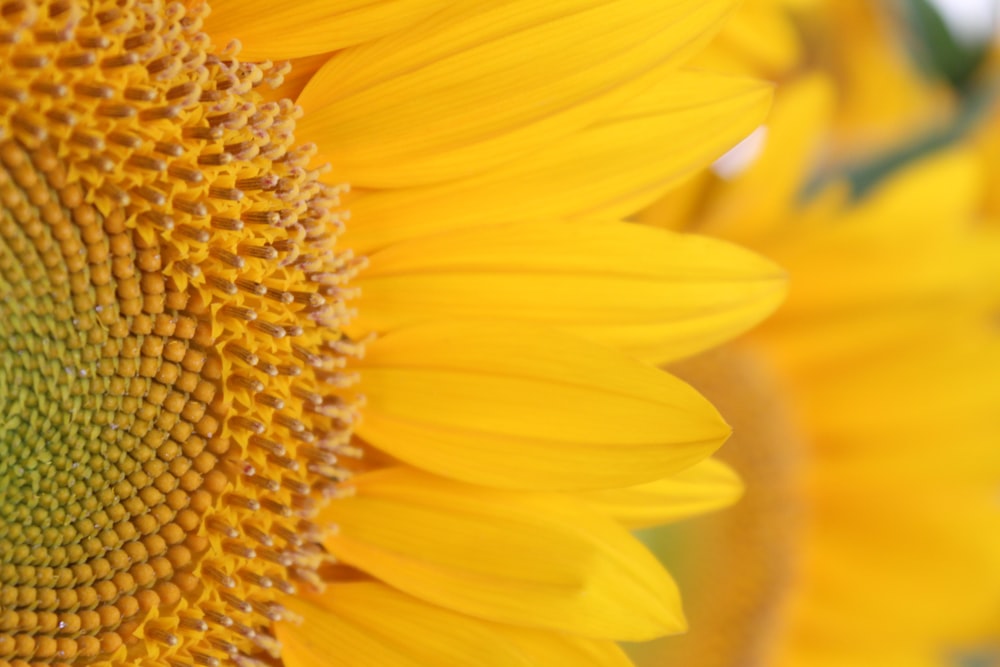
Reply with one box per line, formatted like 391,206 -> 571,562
632,1 -> 1000,666
0,2 -> 789,666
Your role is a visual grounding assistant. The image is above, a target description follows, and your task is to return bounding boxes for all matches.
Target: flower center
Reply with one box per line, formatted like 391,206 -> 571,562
0,1 -> 362,665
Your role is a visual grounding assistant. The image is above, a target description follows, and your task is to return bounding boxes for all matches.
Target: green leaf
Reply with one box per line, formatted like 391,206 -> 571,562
902,0 -> 991,91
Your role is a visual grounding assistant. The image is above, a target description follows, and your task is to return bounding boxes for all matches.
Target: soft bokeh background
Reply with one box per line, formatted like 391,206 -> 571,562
629,2 -> 1000,666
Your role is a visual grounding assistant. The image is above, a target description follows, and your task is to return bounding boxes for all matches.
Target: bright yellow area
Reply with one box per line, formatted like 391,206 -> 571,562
634,7 -> 1000,659
0,0 -> 799,666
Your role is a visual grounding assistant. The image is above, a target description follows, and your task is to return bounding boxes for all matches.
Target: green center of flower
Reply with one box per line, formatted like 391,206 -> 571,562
0,258 -> 104,558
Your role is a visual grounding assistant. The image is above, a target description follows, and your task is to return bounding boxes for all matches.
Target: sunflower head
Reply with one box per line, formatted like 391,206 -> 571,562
0,2 -> 361,665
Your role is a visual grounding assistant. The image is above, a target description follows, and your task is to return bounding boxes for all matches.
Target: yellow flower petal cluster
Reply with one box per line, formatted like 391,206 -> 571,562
690,0 -> 959,158
634,36 -> 1000,667
803,1 -> 961,161
0,1 -> 783,666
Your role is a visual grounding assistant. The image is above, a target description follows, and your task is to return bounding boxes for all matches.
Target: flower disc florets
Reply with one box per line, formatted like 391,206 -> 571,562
0,2 -> 362,665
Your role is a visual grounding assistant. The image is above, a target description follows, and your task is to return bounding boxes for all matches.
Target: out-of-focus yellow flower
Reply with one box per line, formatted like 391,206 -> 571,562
634,76 -> 1000,667
0,2 -> 783,666
801,1 -> 957,157
694,0 -> 957,160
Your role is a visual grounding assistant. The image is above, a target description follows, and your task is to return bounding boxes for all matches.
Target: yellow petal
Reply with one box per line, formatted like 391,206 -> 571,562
264,52 -> 333,104
280,583 -> 533,667
340,72 -> 772,253
322,467 -> 684,640
298,0 -> 738,187
282,583 -> 635,667
757,151 -> 993,328
352,321 -> 730,490
579,458 -> 743,529
202,0 -> 450,60
696,74 -> 835,244
788,489 -> 1000,647
635,169 -> 716,233
502,629 -> 635,667
350,221 -> 786,365
842,148 -> 982,235
693,3 -> 804,78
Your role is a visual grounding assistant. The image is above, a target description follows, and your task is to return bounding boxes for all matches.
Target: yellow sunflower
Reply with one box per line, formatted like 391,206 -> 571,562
633,73 -> 1000,667
0,2 -> 785,666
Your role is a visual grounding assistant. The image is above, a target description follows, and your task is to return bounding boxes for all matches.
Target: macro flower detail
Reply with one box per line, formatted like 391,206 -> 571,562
0,2 -> 357,664
0,1 -> 787,666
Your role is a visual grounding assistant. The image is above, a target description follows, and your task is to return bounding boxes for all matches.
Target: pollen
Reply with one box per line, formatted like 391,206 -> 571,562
0,2 -> 363,666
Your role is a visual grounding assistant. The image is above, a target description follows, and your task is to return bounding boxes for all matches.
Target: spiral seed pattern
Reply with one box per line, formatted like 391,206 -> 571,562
0,2 -> 363,665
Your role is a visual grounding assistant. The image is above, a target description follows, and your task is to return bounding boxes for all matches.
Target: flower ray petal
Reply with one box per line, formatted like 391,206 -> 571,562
322,468 -> 685,640
579,457 -> 744,529
299,0 -> 739,187
352,321 -> 731,490
350,221 -> 786,365
341,71 -> 772,253
280,583 -> 533,667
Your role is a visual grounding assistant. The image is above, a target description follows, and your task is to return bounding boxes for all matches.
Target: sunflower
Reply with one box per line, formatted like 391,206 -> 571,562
0,2 -> 785,666
632,70 -> 1000,667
